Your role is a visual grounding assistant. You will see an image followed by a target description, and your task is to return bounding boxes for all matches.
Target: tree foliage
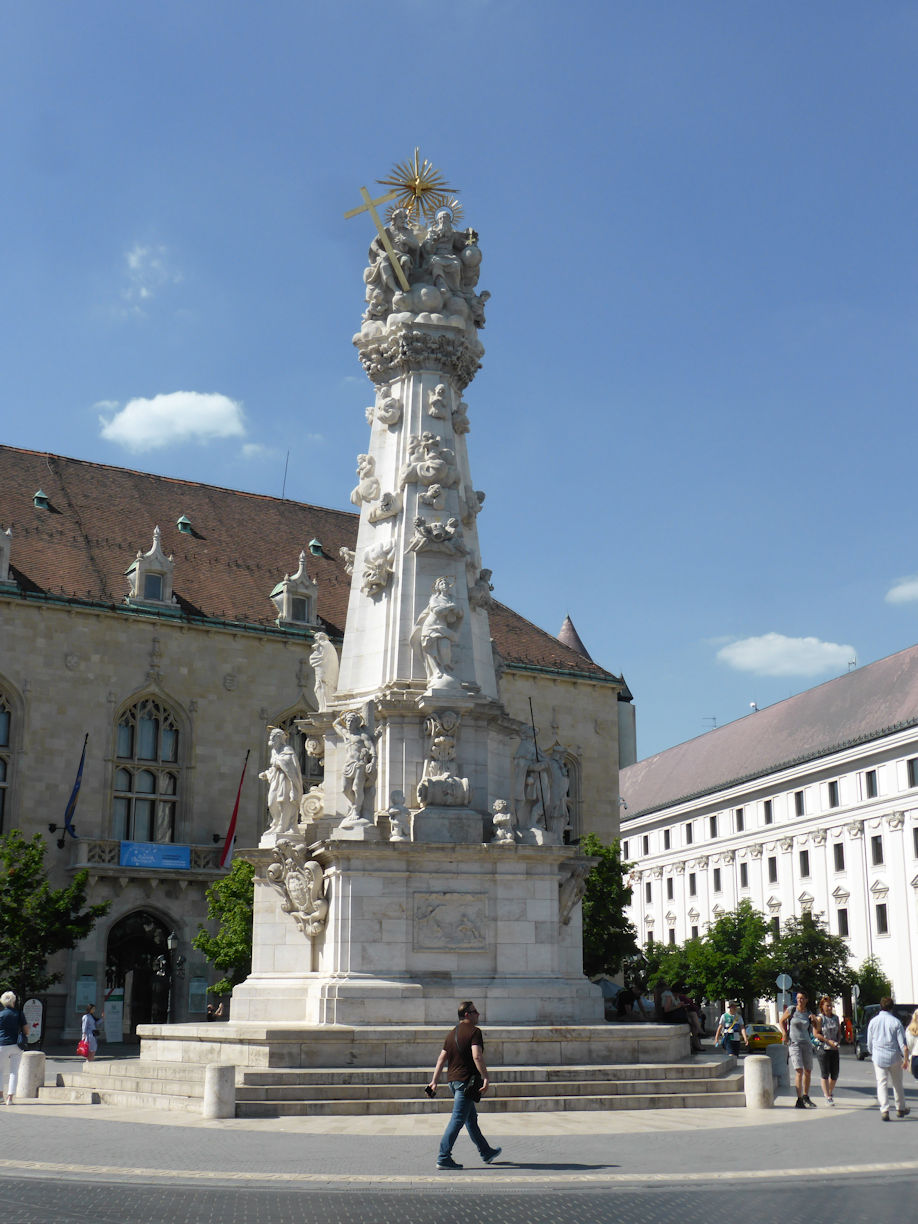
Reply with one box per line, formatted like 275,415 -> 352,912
852,954 -> 892,1006
762,912 -> 853,1001
0,831 -> 110,997
580,834 -> 638,977
192,859 -> 255,996
693,900 -> 772,1016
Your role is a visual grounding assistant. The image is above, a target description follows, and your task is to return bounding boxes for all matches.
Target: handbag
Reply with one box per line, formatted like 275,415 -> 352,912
76,1038 -> 91,1058
16,1033 -> 28,1051
460,1070 -> 484,1102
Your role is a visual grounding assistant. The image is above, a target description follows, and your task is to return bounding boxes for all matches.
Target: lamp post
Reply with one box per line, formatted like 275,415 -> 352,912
166,931 -> 177,1024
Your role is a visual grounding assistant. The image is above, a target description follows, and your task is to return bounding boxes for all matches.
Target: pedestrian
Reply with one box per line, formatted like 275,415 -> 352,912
866,997 -> 910,1120
905,1009 -> 918,1081
714,1001 -> 749,1057
814,996 -> 842,1105
427,1001 -> 502,1171
780,989 -> 818,1109
0,990 -> 29,1105
80,1002 -> 103,1061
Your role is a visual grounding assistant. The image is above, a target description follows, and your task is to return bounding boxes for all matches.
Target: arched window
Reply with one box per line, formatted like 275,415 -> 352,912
563,753 -> 582,844
113,699 -> 180,843
0,692 -> 11,834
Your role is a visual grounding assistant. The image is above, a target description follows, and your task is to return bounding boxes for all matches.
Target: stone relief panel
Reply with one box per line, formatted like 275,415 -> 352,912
367,491 -> 402,524
350,454 -> 381,506
407,516 -> 466,556
399,433 -> 459,490
427,383 -> 449,419
266,842 -> 328,938
413,891 -> 487,950
417,709 -> 469,808
361,540 -> 396,597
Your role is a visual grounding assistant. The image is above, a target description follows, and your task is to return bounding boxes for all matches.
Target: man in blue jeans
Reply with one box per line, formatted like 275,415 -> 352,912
427,1001 -> 502,1170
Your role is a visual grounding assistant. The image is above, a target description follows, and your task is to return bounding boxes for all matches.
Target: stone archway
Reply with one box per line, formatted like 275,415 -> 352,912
105,911 -> 172,1038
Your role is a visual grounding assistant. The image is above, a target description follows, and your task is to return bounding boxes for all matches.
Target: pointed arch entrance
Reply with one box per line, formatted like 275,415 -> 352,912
105,911 -> 172,1037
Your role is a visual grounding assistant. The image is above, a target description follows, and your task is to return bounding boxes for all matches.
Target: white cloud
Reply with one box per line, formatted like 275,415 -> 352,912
241,442 -> 281,461
885,576 -> 918,604
98,391 -> 246,452
122,243 -> 181,312
716,633 -> 855,678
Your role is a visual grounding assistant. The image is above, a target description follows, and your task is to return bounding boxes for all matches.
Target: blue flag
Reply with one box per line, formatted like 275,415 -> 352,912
62,734 -> 88,838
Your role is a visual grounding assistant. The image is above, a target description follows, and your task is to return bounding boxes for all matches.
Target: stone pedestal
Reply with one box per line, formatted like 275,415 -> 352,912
231,840 -> 602,1026
411,805 -> 484,844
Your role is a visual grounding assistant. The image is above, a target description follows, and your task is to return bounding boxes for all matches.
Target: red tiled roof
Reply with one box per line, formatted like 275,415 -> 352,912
0,446 -> 616,680
621,643 -> 918,816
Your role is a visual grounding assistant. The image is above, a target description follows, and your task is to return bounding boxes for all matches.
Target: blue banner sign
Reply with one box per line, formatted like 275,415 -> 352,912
119,842 -> 191,870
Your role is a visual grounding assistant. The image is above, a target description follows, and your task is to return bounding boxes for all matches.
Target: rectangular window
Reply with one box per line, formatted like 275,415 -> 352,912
876,903 -> 889,935
709,815 -> 717,838
908,758 -> 918,788
645,881 -> 652,904
713,867 -> 722,892
622,840 -> 629,859
688,873 -> 697,897
739,862 -> 749,888
735,807 -> 744,832
768,856 -> 778,883
914,827 -> 918,858
794,790 -> 805,817
833,842 -> 845,872
828,780 -> 839,808
764,799 -> 773,825
691,925 -> 699,940
771,916 -> 780,938
663,829 -> 671,850
799,850 -> 810,878
668,929 -> 676,946
865,770 -> 878,799
871,835 -> 884,866
684,822 -> 694,845
642,834 -> 650,856
290,596 -> 309,622
837,908 -> 849,937
143,572 -> 164,601
666,878 -> 674,901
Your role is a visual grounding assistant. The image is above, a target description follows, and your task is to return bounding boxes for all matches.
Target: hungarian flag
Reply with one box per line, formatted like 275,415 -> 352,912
62,733 -> 88,839
220,749 -> 250,869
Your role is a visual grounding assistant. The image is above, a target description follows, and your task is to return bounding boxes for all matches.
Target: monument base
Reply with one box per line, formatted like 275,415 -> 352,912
411,805 -> 484,844
233,840 -> 602,1026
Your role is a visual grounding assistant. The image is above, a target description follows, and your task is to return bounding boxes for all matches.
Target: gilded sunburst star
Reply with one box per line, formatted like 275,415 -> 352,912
377,149 -> 462,224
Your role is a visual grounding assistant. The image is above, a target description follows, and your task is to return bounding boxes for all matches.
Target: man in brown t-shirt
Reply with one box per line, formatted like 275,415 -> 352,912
427,1000 -> 502,1170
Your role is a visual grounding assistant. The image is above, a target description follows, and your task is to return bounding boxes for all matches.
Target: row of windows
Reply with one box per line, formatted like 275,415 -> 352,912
660,903 -> 889,947
648,829 -> 913,905
0,691 -> 324,842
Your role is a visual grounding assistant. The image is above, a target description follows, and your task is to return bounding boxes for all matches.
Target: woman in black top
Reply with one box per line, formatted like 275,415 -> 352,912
814,996 -> 842,1105
0,990 -> 29,1105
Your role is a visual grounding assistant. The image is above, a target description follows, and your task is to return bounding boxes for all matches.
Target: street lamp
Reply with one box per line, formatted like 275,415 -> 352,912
166,931 -> 178,1023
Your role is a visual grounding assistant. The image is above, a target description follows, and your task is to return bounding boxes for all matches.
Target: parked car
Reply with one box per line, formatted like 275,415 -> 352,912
855,1003 -> 917,1060
746,1023 -> 784,1052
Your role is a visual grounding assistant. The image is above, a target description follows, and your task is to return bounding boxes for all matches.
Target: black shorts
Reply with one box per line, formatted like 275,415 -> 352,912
817,1046 -> 840,1080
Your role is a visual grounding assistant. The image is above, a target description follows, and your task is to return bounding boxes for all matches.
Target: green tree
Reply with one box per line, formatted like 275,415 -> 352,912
694,900 -> 771,1018
0,831 -> 110,998
643,938 -> 707,1004
762,912 -> 853,1002
852,954 -> 892,1006
580,834 -> 638,977
192,859 -> 255,996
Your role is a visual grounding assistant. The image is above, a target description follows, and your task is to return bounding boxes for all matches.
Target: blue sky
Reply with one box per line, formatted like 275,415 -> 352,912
3,1 -> 918,758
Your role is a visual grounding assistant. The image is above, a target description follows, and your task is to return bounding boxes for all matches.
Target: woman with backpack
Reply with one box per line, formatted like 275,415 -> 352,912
781,989 -> 819,1109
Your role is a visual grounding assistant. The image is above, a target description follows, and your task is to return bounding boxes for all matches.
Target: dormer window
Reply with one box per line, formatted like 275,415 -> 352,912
33,489 -> 50,510
125,526 -> 178,611
270,551 -> 318,627
176,515 -> 193,535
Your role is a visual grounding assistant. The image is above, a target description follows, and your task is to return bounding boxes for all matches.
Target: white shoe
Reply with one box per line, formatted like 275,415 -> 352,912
827,1096 -> 835,1106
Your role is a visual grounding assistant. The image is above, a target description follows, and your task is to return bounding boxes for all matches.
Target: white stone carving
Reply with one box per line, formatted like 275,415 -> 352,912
339,546 -> 356,576
407,516 -> 466,556
266,843 -> 328,938
458,486 -> 485,524
361,539 -> 396,597
125,526 -> 177,607
559,861 -> 591,925
259,727 -> 305,842
513,727 -> 566,840
468,568 -> 495,610
363,208 -> 420,313
418,483 -> 445,510
427,383 -> 450,419
846,821 -> 864,839
376,395 -> 402,426
299,785 -> 325,826
387,790 -> 410,842
417,710 -> 470,809
334,710 -> 377,827
452,400 -> 470,435
309,632 -> 339,712
350,454 -> 381,506
410,577 -> 463,690
399,433 -> 459,490
367,490 -> 402,524
887,810 -> 905,829
490,798 -> 515,844
413,892 -> 487,950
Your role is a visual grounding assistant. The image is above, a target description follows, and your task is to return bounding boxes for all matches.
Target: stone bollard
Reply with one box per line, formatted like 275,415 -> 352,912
744,1054 -> 774,1109
765,1041 -> 790,1091
202,1063 -> 236,1119
17,1050 -> 46,1099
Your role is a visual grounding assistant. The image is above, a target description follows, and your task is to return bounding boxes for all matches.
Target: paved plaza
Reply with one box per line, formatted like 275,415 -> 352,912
0,1050 -> 915,1221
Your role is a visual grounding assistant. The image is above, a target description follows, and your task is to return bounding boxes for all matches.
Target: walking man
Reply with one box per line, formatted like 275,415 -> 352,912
427,1001 -> 502,1170
867,997 -> 910,1120
781,989 -> 818,1108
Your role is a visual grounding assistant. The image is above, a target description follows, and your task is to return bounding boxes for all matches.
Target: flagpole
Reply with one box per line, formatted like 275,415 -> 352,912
51,733 -> 88,848
220,749 -> 250,869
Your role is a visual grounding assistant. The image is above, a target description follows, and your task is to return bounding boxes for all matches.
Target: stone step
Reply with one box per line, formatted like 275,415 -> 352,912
238,1059 -> 732,1086
36,1086 -> 102,1105
39,1085 -> 199,1112
235,1089 -> 748,1117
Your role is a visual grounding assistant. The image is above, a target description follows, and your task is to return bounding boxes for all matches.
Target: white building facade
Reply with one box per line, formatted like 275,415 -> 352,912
620,645 -> 918,1004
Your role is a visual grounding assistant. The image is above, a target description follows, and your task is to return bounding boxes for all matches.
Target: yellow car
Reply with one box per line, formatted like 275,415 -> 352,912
746,1023 -> 784,1051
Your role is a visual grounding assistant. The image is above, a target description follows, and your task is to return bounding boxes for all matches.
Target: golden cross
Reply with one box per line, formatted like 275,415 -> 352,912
343,186 -> 411,292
